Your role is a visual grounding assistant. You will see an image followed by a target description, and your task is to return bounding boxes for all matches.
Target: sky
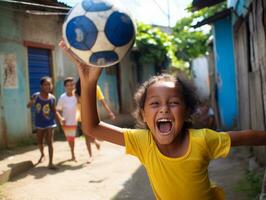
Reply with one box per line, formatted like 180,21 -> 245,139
58,0 -> 192,27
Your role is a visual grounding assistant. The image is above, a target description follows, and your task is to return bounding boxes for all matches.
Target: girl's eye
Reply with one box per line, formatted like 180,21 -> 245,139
149,102 -> 159,106
169,101 -> 180,106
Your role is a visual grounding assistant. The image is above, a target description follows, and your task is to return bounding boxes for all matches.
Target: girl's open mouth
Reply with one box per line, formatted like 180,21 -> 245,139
156,119 -> 173,135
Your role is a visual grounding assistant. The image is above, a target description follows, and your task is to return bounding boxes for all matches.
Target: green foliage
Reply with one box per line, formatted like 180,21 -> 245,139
234,169 -> 263,199
187,2 -> 227,20
135,2 -> 227,72
172,2 -> 227,62
172,25 -> 210,61
136,23 -> 172,64
135,22 -> 188,71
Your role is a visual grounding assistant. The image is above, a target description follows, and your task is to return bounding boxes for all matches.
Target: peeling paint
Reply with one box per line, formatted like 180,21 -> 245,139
0,56 -> 8,148
3,54 -> 17,88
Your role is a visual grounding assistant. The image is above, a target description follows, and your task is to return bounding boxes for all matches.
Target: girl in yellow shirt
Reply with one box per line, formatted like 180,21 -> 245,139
60,40 -> 266,200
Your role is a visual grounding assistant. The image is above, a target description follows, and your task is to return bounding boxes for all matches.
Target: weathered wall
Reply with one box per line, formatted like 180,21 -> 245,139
138,63 -> 156,84
0,5 -> 76,147
119,52 -> 138,114
192,57 -> 210,100
0,8 -> 34,146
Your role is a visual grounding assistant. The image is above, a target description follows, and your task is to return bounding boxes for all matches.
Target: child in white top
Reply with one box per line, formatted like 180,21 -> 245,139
56,77 -> 77,161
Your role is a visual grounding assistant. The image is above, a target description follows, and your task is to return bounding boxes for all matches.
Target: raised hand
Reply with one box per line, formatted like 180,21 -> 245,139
58,39 -> 102,86
76,62 -> 102,86
58,39 -> 85,65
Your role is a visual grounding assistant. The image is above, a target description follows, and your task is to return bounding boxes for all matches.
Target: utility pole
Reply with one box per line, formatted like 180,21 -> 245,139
167,0 -> 170,27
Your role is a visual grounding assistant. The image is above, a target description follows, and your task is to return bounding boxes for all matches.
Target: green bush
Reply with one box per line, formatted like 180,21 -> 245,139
234,169 -> 263,199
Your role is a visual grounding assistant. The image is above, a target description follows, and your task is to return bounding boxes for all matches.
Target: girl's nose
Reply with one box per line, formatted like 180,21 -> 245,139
160,105 -> 169,113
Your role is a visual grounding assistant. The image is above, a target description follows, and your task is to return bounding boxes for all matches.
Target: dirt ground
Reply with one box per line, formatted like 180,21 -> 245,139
0,138 -> 252,200
0,139 -> 154,200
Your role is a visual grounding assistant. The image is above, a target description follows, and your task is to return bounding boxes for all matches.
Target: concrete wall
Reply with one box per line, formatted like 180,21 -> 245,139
0,6 -> 75,146
119,52 -> 138,114
192,57 -> 210,100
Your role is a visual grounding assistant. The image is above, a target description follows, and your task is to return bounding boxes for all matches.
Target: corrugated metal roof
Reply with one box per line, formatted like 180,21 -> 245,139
192,8 -> 231,28
192,0 -> 225,11
18,0 -> 69,8
0,0 -> 70,11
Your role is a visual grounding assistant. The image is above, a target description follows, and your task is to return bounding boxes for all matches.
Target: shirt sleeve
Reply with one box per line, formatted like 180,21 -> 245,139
96,85 -> 104,101
50,94 -> 56,107
204,129 -> 231,159
31,92 -> 38,99
30,92 -> 39,105
123,128 -> 149,164
56,95 -> 63,111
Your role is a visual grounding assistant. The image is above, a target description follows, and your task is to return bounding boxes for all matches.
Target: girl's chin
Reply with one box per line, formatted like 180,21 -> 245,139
156,138 -> 174,146
154,132 -> 175,144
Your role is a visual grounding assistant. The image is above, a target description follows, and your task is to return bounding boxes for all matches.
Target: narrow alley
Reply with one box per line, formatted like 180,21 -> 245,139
0,137 -> 252,200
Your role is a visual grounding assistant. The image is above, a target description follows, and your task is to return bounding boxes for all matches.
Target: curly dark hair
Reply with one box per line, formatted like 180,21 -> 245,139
133,74 -> 199,129
63,76 -> 74,86
40,76 -> 52,85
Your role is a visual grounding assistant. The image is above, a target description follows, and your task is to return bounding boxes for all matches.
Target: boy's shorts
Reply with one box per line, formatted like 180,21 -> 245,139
63,125 -> 77,142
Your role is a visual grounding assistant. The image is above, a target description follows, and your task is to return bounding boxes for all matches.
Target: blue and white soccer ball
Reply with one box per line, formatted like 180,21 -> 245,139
62,0 -> 136,68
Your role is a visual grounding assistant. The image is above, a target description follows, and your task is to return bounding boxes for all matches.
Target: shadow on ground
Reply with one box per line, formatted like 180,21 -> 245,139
0,129 -> 66,161
112,166 -> 155,200
9,159 -> 87,182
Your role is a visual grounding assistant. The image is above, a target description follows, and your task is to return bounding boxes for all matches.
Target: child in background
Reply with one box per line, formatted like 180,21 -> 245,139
193,100 -> 216,129
27,76 -> 58,169
56,77 -> 77,161
75,79 -> 115,162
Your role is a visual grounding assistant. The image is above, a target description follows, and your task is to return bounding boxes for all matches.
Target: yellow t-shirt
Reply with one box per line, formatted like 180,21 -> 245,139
96,85 -> 104,101
123,128 -> 231,200
76,85 -> 104,122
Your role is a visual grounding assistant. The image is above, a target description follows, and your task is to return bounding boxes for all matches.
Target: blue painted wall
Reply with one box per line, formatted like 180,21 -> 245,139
0,8 -> 31,144
228,0 -> 251,17
1,44 -> 30,144
213,16 -> 238,129
98,68 -> 119,116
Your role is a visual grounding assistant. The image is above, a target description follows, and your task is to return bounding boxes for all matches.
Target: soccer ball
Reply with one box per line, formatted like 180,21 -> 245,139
62,0 -> 136,68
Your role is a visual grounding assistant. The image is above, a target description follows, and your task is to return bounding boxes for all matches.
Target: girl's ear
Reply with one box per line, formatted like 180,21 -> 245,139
141,109 -> 146,122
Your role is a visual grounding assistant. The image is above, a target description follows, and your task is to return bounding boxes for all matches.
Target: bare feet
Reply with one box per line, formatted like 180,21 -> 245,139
95,142 -> 101,150
70,157 -> 77,162
87,157 -> 93,163
48,164 -> 58,170
37,154 -> 45,164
